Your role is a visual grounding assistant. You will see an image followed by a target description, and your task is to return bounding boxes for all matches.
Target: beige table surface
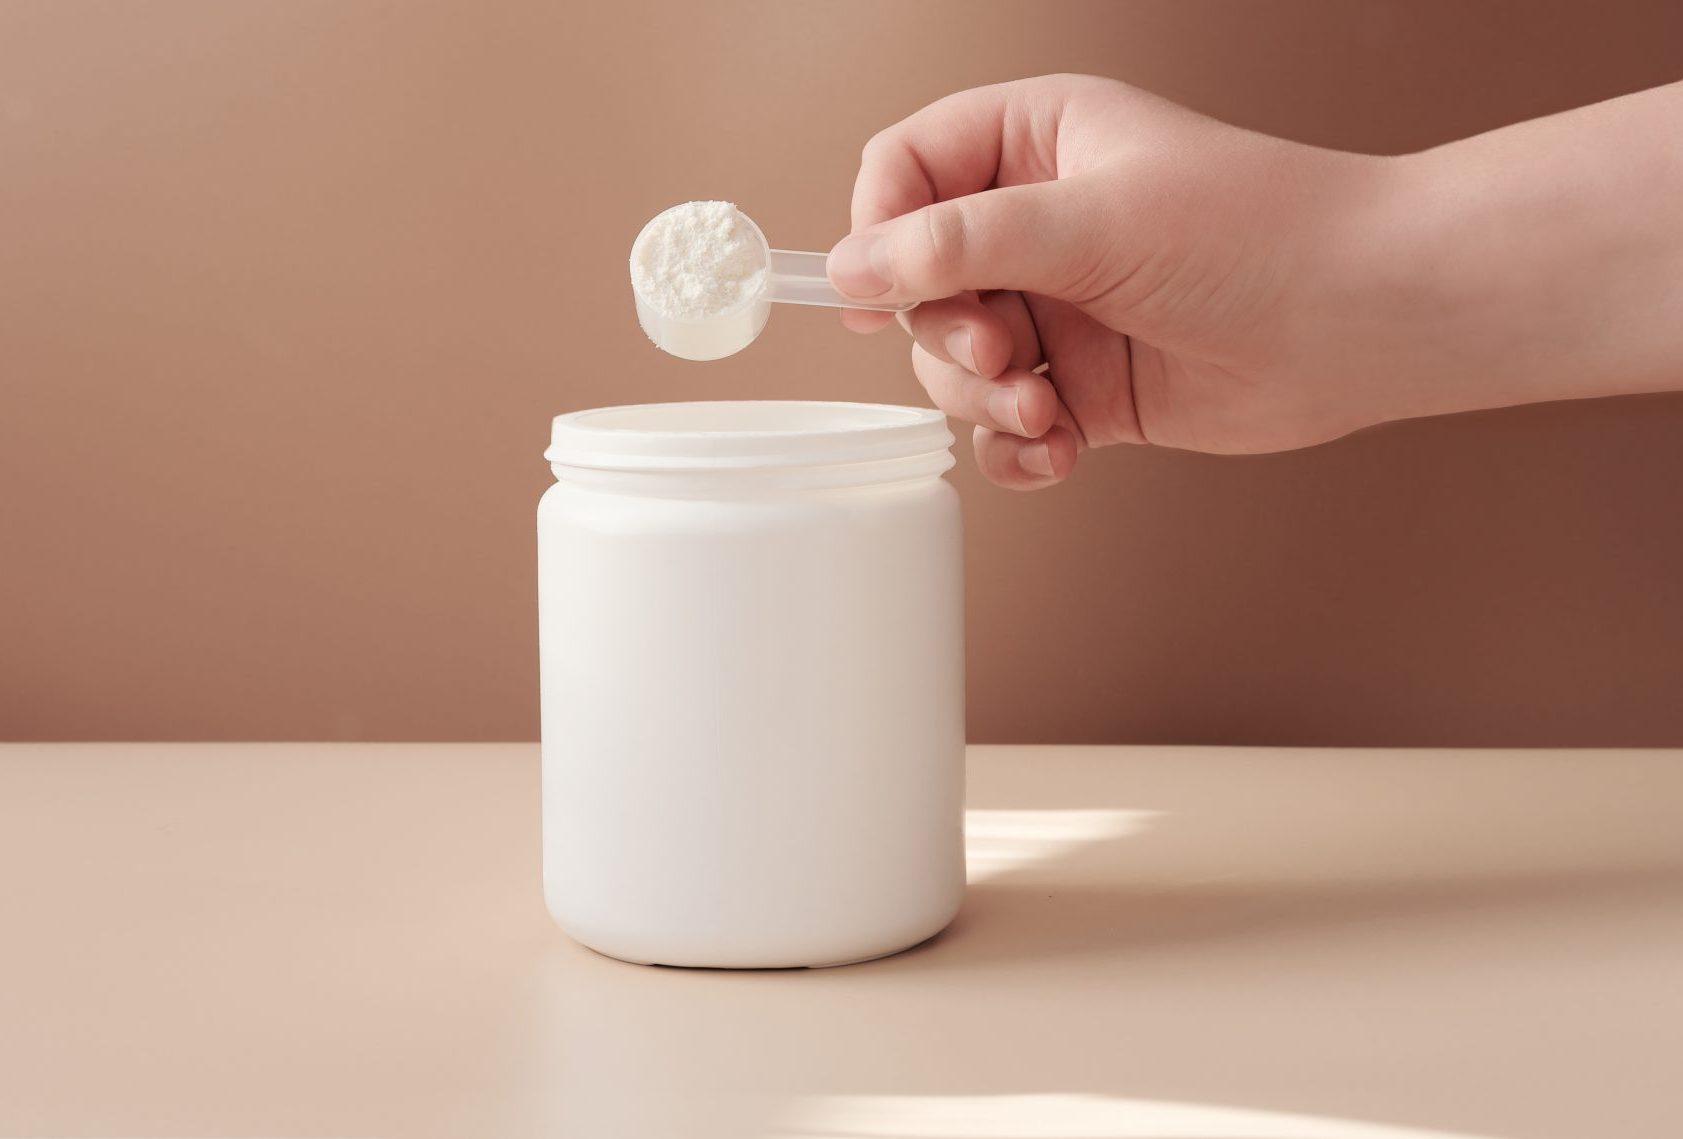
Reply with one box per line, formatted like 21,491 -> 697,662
1,744 -> 1680,1139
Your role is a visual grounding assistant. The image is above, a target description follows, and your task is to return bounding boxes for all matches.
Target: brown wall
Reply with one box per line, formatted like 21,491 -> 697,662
4,0 -> 1682,745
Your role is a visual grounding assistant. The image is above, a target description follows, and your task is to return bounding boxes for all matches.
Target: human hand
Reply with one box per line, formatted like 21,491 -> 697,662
828,74 -> 1400,488
829,74 -> 1683,488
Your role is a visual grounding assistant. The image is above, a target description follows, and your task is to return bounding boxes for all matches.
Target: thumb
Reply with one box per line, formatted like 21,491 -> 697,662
827,178 -> 1106,306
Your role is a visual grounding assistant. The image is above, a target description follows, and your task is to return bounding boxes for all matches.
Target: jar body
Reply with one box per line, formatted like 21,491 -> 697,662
537,467 -> 964,968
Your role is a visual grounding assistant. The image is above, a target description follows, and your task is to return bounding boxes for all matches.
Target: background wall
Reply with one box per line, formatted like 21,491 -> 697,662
4,0 -> 1682,745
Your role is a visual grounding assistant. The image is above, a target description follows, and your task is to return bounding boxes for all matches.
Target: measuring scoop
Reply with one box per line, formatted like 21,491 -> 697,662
630,206 -> 913,361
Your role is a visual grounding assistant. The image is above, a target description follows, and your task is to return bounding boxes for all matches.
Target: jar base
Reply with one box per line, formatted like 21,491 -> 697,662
801,936 -> 939,969
570,915 -> 956,971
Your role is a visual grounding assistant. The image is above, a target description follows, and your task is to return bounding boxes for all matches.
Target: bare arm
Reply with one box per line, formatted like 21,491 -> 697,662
1367,82 -> 1683,425
828,76 -> 1683,488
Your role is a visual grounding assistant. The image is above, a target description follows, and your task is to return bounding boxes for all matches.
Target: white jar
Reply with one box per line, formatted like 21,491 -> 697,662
538,401 -> 965,968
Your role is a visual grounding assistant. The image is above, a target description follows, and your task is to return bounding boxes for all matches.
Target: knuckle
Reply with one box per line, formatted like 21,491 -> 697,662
860,128 -> 896,166
912,349 -> 978,419
971,427 -> 1015,483
909,342 -> 935,379
920,202 -> 970,282
902,302 -> 940,340
909,344 -> 948,388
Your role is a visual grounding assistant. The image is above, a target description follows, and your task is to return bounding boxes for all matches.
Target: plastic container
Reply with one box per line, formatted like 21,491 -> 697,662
538,401 -> 965,968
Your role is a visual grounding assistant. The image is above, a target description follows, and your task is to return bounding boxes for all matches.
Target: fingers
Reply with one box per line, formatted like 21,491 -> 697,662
1022,292 -> 1145,446
912,345 -> 1061,438
838,82 -> 1016,339
905,291 -> 1058,438
849,81 -> 1043,233
839,308 -> 895,334
978,289 -> 1046,372
829,177 -> 1105,307
974,423 -> 1082,490
903,294 -> 1012,378
906,288 -> 1082,488
835,80 -> 1111,308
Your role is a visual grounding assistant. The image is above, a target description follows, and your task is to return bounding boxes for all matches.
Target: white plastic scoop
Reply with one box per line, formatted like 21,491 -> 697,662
630,203 -> 912,362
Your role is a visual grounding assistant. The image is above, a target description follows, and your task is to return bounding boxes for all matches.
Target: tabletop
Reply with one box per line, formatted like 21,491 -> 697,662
1,743 -> 1679,1139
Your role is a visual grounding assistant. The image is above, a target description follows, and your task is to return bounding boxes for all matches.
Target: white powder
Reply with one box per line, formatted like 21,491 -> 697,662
630,201 -> 767,321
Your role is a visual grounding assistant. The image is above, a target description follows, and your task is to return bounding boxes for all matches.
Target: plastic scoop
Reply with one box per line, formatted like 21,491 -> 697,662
630,205 -> 913,361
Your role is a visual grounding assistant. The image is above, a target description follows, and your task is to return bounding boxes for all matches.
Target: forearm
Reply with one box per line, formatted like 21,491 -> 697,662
1367,80 -> 1683,423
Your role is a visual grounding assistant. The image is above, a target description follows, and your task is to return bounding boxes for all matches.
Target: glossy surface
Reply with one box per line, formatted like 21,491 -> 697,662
2,743 -> 1680,1137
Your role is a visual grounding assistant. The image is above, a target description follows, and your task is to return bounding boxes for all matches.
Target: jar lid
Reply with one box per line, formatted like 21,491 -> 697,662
546,401 -> 953,472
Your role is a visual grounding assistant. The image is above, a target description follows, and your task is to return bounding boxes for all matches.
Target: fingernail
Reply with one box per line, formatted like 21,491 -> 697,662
828,234 -> 892,298
988,385 -> 1025,434
946,327 -> 978,373
1019,440 -> 1054,478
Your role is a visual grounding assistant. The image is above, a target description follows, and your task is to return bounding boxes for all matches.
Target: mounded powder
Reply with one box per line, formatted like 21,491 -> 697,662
631,201 -> 768,321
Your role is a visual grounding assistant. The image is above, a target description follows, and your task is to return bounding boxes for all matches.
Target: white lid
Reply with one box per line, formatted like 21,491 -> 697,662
545,401 -> 954,472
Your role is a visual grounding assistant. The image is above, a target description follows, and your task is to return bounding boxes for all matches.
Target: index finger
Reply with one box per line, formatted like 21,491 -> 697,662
851,81 -> 1042,233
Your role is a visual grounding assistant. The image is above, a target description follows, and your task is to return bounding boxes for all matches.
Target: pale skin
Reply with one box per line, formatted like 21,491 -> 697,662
826,74 -> 1683,490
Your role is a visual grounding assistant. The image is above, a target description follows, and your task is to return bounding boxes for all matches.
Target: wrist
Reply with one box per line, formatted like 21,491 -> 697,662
1282,151 -> 1462,434
1358,149 -> 1499,423
1313,144 -> 1600,431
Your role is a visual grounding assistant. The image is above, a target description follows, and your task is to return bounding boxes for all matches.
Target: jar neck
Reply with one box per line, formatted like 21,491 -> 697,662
550,450 -> 955,496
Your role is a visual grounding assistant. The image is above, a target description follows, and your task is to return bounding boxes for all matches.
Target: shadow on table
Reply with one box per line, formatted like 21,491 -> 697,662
895,857 -> 1683,971
873,748 -> 1683,973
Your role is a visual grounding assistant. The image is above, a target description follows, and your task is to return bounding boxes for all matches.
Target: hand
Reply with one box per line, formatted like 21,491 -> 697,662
828,74 -> 1393,488
828,74 -> 1683,489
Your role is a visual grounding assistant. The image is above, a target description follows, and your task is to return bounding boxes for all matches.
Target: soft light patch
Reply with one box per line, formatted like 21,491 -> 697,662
768,1093 -> 1505,1139
965,809 -> 1160,883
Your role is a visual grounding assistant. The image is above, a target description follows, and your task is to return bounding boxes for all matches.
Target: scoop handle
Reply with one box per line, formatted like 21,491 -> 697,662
766,249 -> 915,312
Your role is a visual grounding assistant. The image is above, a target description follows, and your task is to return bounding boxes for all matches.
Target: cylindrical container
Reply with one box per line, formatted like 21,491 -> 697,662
538,401 -> 965,968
